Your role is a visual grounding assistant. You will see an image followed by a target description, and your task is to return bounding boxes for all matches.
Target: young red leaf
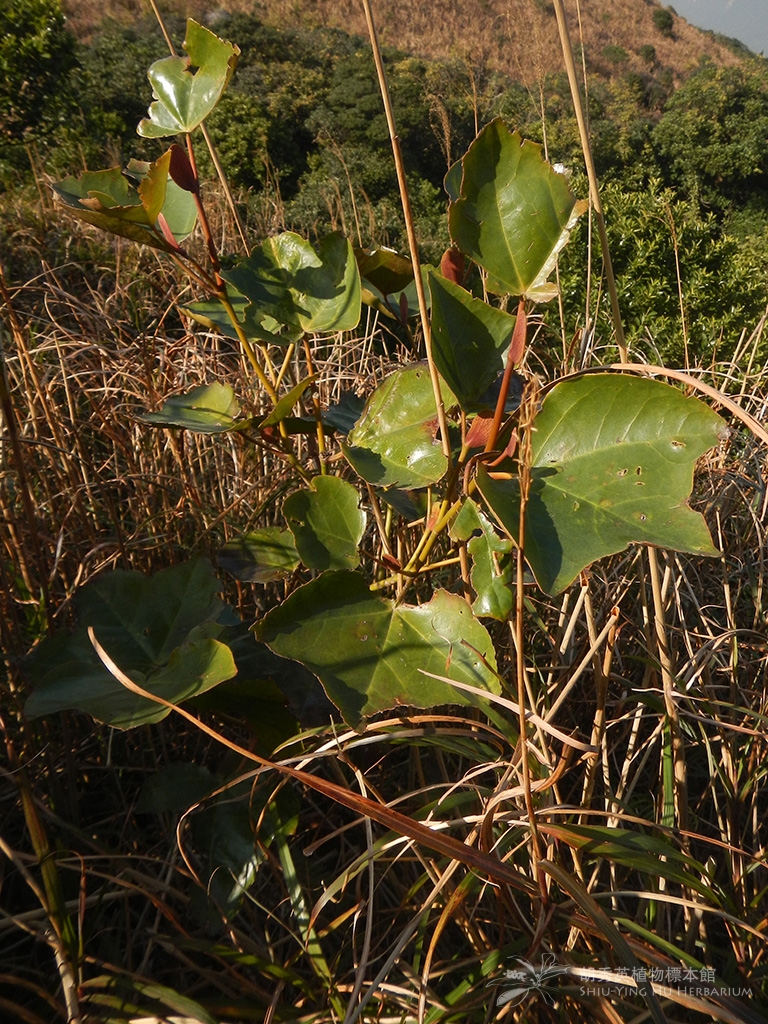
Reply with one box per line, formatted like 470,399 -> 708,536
168,143 -> 199,194
440,246 -> 466,286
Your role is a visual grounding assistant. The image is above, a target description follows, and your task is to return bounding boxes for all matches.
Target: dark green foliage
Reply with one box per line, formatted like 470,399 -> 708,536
166,14 -> 473,252
602,45 -> 629,65
639,44 -> 657,65
653,63 -> 768,213
0,0 -> 77,185
203,16 -> 345,193
5,6 -> 768,355
526,73 -> 660,182
557,180 -> 768,364
0,0 -> 76,140
653,8 -> 674,37
7,15 -> 768,1022
24,17 -> 181,178
306,51 -> 456,193
76,20 -> 167,154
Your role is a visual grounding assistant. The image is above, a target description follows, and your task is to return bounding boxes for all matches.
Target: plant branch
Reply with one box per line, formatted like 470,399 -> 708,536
360,0 -> 451,461
513,390 -> 548,906
552,0 -> 627,362
484,297 -> 526,453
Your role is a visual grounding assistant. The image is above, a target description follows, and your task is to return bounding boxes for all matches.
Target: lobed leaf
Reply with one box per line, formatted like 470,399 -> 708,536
138,19 -> 240,138
450,499 -> 513,619
126,155 -> 198,242
218,528 -> 300,583
223,231 -> 361,334
355,246 -> 414,296
255,570 -> 500,728
322,392 -> 366,435
24,559 -> 237,728
141,382 -> 248,433
468,513 -> 514,620
477,374 -> 726,594
182,293 -> 303,347
51,151 -> 197,251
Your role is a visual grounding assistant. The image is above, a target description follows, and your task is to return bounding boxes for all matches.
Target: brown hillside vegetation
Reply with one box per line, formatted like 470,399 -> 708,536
64,0 -> 741,84
257,0 -> 742,84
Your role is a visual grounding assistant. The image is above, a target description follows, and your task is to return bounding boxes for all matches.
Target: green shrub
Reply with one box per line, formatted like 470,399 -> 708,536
653,63 -> 768,211
639,43 -> 657,64
0,0 -> 76,139
602,44 -> 629,65
556,180 -> 768,364
653,8 -> 674,37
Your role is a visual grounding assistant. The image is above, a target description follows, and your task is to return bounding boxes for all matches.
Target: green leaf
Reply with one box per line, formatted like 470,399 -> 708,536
191,782 -> 299,918
449,497 -> 485,542
218,528 -> 300,583
362,263 -> 433,321
223,231 -> 361,333
477,374 -> 726,594
181,293 -> 304,347
260,375 -> 317,427
343,363 -> 455,489
255,570 -> 500,728
222,628 -> 333,726
444,159 -> 463,202
355,248 -> 426,320
380,488 -> 429,523
24,559 -> 237,728
448,118 -> 587,298
138,19 -> 239,138
428,270 -> 517,408
540,823 -> 714,899
467,505 -> 514,620
51,150 -> 197,251
141,382 -> 249,433
192,676 -> 300,754
355,246 -> 414,295
283,476 -> 366,570
323,392 -> 366,435
449,499 -> 513,619
125,157 -> 198,242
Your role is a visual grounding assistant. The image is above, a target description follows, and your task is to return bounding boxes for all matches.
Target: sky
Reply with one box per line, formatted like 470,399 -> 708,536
670,0 -> 768,56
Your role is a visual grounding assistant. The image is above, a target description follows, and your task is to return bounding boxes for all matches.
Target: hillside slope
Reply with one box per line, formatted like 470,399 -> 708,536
256,0 -> 742,85
64,0 -> 743,84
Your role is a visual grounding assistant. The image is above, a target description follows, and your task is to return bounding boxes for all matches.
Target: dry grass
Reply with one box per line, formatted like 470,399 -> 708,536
2,175 -> 768,1021
2,5 -> 768,1020
62,0 -> 742,86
